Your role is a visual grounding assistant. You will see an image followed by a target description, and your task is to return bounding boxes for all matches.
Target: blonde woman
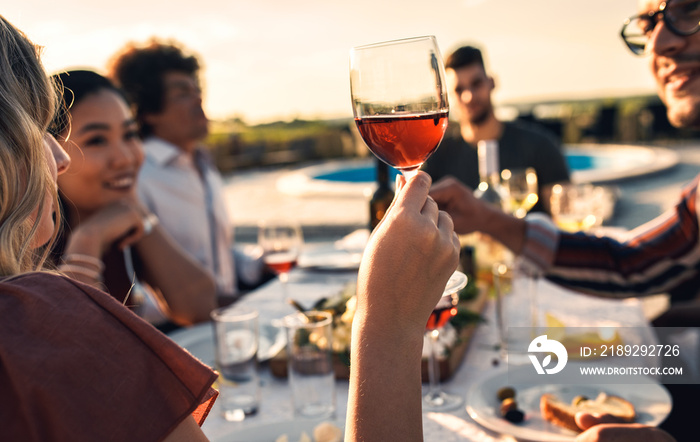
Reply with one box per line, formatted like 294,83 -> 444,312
0,16 -> 216,440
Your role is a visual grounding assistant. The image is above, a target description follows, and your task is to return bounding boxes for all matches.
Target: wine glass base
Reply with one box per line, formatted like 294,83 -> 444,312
422,390 -> 464,411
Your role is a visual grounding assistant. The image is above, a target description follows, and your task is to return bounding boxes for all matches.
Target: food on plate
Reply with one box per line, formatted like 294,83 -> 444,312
503,408 -> 525,424
540,392 -> 636,432
499,397 -> 518,415
496,386 -> 516,401
495,386 -> 526,424
313,421 -> 343,442
274,421 -> 343,442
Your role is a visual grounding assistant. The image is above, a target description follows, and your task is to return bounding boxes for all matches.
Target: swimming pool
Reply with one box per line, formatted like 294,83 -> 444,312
313,153 -> 611,183
276,144 -> 679,197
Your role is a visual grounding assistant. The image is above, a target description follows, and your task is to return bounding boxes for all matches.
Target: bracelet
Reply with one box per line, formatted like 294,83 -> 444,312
62,253 -> 105,273
59,263 -> 104,282
142,213 -> 159,236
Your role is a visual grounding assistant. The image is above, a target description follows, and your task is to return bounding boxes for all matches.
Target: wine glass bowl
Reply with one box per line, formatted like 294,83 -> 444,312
423,270 -> 468,411
350,35 -> 449,178
258,221 -> 304,300
502,168 -> 538,218
548,183 -> 600,232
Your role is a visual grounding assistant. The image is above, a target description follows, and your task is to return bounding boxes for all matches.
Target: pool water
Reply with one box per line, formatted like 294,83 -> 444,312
313,154 -> 601,183
566,154 -> 614,173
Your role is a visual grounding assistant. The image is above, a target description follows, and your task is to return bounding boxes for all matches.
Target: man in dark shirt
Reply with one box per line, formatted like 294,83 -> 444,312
422,45 -> 570,214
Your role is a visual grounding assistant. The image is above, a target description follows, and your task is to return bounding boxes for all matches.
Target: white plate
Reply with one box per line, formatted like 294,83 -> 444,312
167,322 -> 286,367
466,363 -> 672,442
210,418 -> 345,442
298,245 -> 362,271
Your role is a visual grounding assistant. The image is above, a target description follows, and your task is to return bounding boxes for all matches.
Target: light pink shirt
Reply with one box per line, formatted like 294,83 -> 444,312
137,136 -> 237,296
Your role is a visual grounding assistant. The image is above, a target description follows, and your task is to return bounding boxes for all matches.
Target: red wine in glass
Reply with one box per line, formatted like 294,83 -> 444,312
355,111 -> 449,174
350,35 -> 449,179
258,221 -> 303,301
426,294 -> 459,330
264,250 -> 298,275
423,271 -> 467,411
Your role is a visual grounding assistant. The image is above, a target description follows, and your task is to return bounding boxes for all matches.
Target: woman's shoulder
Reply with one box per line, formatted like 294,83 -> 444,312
0,270 -> 218,441
1,271 -> 79,296
0,271 -> 102,302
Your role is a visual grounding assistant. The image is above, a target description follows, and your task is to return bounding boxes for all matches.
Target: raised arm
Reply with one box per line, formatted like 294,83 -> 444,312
346,172 -> 460,442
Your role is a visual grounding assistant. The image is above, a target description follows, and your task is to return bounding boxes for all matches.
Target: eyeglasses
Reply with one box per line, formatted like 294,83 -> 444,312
621,0 -> 700,55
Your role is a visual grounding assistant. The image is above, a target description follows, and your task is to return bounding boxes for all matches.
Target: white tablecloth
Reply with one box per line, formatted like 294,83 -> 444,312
170,264 -> 654,441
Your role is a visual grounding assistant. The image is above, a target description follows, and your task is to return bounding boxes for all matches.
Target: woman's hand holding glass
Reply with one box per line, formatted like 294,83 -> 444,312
349,171 -> 460,441
356,172 -> 460,339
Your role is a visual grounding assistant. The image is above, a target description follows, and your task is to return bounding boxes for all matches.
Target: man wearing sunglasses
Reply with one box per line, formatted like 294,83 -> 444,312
431,1 -> 700,440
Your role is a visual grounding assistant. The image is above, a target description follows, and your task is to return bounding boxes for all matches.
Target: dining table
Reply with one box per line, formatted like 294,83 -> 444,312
167,234 -> 672,442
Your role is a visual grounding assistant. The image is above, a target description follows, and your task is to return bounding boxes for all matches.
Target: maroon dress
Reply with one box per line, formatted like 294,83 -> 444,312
0,272 -> 217,441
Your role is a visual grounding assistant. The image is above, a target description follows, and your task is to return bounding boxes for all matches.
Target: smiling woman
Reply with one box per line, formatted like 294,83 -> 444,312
49,69 -> 217,330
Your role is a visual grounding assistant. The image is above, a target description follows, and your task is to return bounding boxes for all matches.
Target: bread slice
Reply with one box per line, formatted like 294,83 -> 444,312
540,392 -> 636,432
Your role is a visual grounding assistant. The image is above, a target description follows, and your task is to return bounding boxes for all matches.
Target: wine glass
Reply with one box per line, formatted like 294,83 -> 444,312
258,221 -> 304,301
423,270 -> 468,411
501,168 -> 538,218
491,262 -> 513,359
492,258 -> 541,360
548,183 -> 598,232
350,35 -> 449,179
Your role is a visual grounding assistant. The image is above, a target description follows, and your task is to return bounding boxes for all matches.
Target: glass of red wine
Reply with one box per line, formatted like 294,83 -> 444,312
350,35 -> 449,179
424,270 -> 468,411
258,221 -> 304,301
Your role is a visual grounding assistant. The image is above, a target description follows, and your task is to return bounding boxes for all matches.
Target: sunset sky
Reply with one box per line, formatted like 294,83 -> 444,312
7,0 -> 651,124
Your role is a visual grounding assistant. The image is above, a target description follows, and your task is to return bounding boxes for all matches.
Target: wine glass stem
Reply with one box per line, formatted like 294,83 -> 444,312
427,329 -> 441,398
280,272 -> 289,301
401,168 -> 419,181
529,274 -> 540,337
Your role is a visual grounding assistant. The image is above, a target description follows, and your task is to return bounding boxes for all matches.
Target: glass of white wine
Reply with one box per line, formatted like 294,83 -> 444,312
501,167 -> 538,218
548,183 -> 599,232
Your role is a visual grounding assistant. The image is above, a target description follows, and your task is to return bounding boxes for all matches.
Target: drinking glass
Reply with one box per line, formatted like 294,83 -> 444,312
492,259 -> 541,360
211,306 -> 260,421
350,35 -> 450,179
283,310 -> 336,419
502,167 -> 538,218
491,262 -> 513,359
258,220 -> 304,301
548,183 -> 599,232
423,270 -> 468,411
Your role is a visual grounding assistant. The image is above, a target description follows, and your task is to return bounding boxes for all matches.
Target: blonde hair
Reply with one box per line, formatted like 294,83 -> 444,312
0,16 -> 60,275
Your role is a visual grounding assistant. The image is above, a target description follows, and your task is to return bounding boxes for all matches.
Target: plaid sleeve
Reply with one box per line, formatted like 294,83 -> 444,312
543,177 -> 700,298
521,212 -> 560,272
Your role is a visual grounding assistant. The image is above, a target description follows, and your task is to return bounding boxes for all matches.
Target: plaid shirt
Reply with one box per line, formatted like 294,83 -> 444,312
522,175 -> 700,300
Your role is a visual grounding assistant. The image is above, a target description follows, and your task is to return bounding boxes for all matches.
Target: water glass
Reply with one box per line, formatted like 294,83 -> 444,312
283,311 -> 336,419
211,306 -> 260,422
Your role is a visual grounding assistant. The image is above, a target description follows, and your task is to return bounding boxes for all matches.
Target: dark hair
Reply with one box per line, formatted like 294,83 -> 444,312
107,40 -> 200,137
444,45 -> 486,71
49,70 -> 125,137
